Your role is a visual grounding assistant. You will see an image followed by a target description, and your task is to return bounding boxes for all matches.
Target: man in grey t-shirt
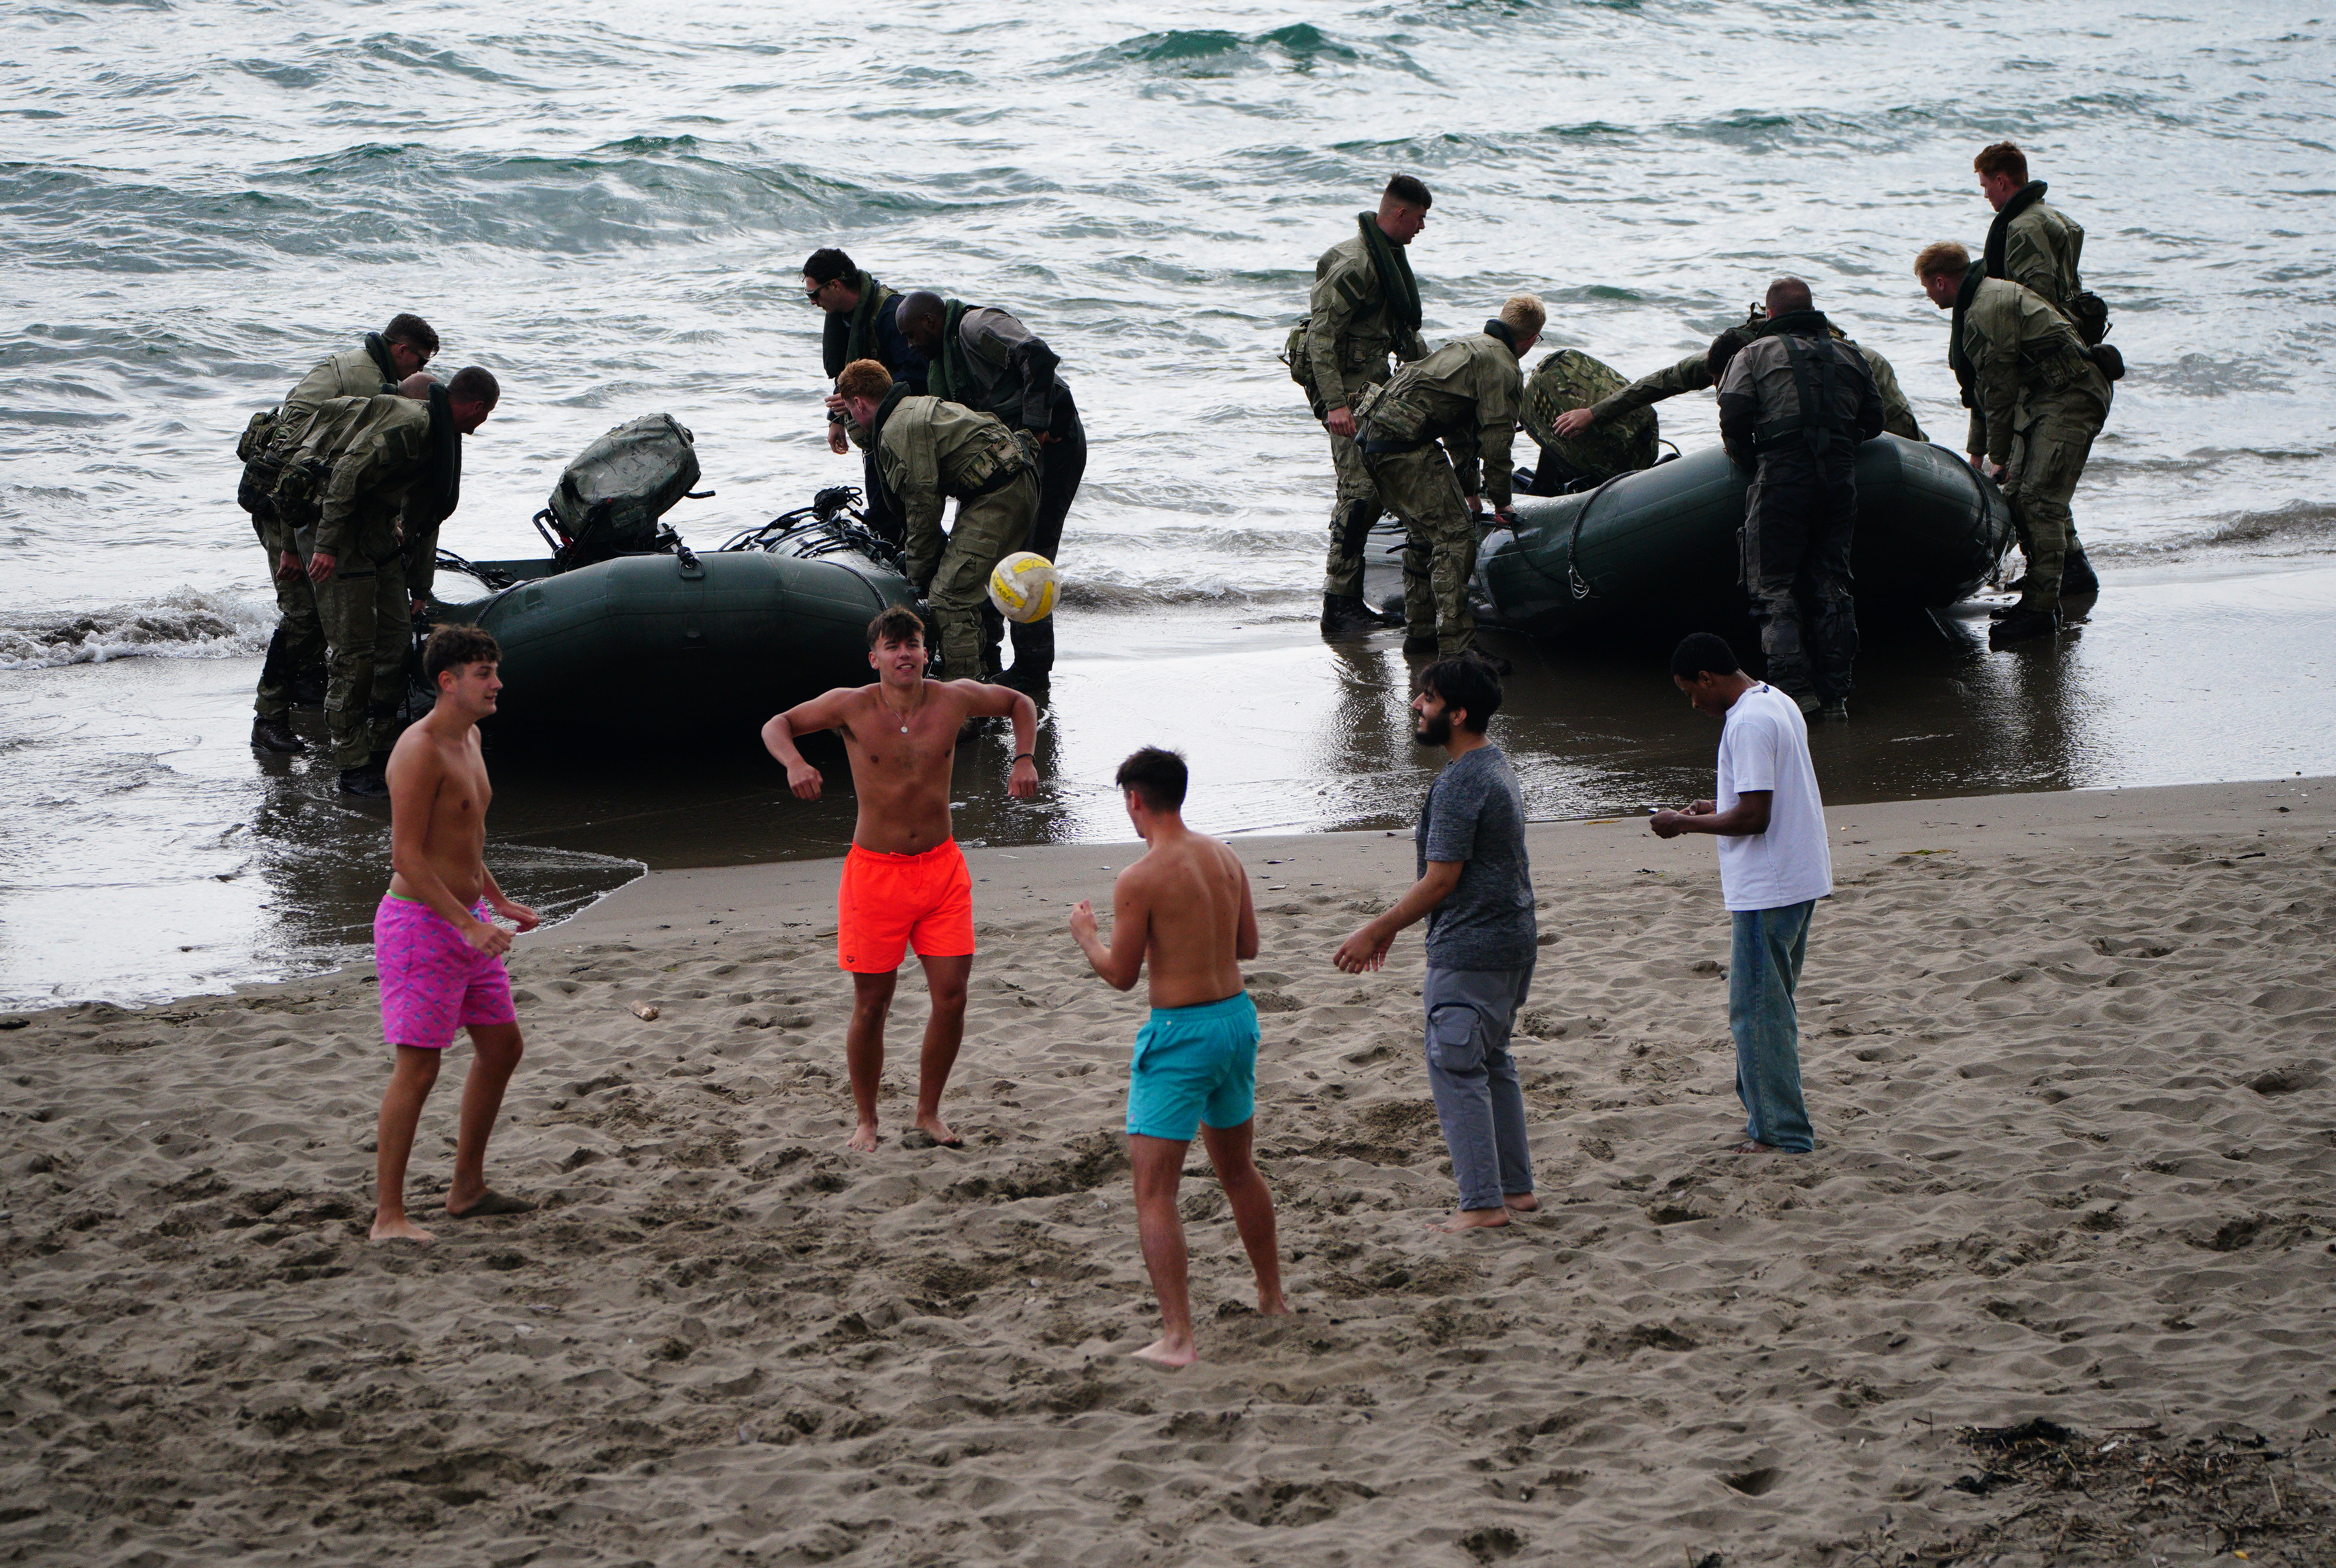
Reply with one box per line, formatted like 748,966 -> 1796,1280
1335,657 -> 1538,1231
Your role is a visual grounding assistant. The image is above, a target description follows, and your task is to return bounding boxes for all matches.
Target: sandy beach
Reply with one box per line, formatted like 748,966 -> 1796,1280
5,777 -> 2335,1566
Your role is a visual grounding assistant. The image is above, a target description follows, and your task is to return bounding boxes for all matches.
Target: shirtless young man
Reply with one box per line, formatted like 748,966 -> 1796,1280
369,625 -> 539,1243
761,605 -> 1038,1153
1070,747 -> 1287,1368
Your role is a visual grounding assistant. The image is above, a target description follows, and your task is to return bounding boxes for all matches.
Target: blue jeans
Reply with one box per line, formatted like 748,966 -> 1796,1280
1729,902 -> 1815,1152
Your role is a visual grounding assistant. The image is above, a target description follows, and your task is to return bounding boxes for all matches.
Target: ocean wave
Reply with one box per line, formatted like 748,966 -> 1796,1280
0,588 -> 271,670
1060,576 -> 1310,611
2094,499 -> 2336,562
1065,22 -> 1382,78
0,139 -> 944,268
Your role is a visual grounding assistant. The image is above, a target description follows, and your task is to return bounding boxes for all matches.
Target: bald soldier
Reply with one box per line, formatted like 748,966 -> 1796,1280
833,357 -> 1039,685
1975,140 -> 2104,598
282,367 -> 499,795
1916,240 -> 2112,648
1353,294 -> 1543,661
248,314 -> 439,756
1299,174 -> 1434,640
1551,310 -> 1923,448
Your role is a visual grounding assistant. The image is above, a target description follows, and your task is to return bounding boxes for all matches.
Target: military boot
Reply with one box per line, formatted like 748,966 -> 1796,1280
251,716 -> 306,754
338,766 -> 389,798
1319,593 -> 1392,639
1989,605 -> 2062,648
2060,547 -> 2099,598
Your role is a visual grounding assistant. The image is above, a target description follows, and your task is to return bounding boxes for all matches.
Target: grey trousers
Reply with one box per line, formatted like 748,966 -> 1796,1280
1423,963 -> 1536,1211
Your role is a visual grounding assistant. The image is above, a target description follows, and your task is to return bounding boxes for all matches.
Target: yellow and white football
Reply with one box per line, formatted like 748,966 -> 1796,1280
986,551 -> 1060,624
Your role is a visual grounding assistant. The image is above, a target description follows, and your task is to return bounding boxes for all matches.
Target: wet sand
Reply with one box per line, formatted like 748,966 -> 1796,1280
6,778 -> 2334,1565
9,553 -> 2336,1010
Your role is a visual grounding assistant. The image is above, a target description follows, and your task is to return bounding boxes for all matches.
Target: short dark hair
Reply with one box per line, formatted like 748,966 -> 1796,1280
383,313 -> 438,353
1669,632 -> 1741,681
1765,276 -> 1813,316
1419,656 -> 1501,733
804,248 -> 855,286
1384,174 -> 1433,210
895,289 -> 945,332
1115,746 -> 1188,811
867,603 -> 924,649
1914,240 -> 1971,281
1973,141 -> 2028,184
447,365 -> 498,407
424,622 -> 499,685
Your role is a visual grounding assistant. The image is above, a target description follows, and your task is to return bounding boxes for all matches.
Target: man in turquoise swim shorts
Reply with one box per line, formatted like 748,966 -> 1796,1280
1070,747 -> 1287,1368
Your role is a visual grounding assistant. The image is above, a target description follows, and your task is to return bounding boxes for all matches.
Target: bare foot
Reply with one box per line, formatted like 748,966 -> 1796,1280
1130,1337 -> 1197,1369
911,1112 -> 963,1149
1429,1207 -> 1510,1233
1730,1139 -> 1782,1155
846,1121 -> 880,1153
1503,1193 -> 1540,1213
1258,1294 -> 1291,1317
446,1187 -> 535,1219
370,1213 -> 435,1243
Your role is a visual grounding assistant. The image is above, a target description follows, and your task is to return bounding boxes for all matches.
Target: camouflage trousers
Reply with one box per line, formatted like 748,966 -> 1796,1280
2003,395 -> 2105,614
314,552 -> 412,770
254,540 -> 325,720
927,470 -> 1038,682
1362,444 -> 1480,657
1319,422 -> 1383,600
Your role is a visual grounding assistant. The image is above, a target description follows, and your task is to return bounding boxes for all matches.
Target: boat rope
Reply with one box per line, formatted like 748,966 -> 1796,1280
1561,471 -> 1632,601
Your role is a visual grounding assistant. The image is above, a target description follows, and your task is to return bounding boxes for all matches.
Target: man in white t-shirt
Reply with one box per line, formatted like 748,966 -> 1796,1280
1650,632 -> 1831,1153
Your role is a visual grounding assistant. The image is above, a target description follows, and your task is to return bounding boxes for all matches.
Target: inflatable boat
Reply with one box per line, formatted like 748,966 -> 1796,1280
425,494 -> 915,733
1476,435 -> 2013,639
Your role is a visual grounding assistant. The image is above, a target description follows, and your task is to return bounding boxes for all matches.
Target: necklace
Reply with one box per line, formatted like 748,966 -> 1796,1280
882,683 -> 924,734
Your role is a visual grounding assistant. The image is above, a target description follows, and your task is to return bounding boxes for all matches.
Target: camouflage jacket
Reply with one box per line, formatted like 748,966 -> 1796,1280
294,395 -> 434,568
1589,336 -> 1925,443
1359,327 -> 1526,509
280,337 -> 401,433
1987,182 -> 2086,319
872,395 -> 1034,587
1954,275 -> 2109,462
1305,226 -> 1428,414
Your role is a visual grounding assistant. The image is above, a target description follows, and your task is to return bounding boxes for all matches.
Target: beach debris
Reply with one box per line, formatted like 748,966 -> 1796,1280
629,1001 -> 660,1021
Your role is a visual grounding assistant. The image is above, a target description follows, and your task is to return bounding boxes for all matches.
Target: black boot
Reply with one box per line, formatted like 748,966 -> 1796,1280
1401,634 -> 1438,657
2060,548 -> 2099,598
251,716 -> 306,754
1989,605 -> 2062,647
1319,593 -> 1391,639
338,766 -> 389,798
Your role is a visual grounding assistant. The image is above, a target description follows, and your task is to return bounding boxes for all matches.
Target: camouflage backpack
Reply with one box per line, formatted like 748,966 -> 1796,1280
1521,349 -> 1659,485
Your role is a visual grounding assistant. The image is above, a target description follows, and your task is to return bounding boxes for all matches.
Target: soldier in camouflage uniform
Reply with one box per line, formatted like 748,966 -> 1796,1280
836,359 -> 1038,685
1917,241 -> 2112,647
1976,141 -> 2101,597
1353,295 -> 1543,661
285,365 -> 496,795
1551,313 -> 1924,447
248,314 -> 439,755
894,290 -> 1083,692
1293,175 -> 1433,639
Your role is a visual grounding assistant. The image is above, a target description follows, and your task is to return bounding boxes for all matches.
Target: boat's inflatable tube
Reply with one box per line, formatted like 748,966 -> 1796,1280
1477,434 -> 2013,639
427,547 -> 915,732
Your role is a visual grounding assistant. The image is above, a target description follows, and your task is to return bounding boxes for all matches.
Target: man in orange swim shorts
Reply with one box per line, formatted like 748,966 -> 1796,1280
761,605 -> 1039,1151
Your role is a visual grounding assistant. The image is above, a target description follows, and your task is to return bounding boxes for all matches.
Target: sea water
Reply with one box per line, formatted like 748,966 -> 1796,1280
4,0 -> 2334,1006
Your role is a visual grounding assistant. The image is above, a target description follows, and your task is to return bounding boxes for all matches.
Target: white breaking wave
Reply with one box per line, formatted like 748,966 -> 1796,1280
0,588 -> 274,671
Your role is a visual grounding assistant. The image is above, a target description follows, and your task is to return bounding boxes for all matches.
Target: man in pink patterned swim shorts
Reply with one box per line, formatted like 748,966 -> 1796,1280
369,624 -> 540,1243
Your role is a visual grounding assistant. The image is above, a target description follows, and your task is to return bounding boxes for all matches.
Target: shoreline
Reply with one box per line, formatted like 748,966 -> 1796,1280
541,774 -> 2335,951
